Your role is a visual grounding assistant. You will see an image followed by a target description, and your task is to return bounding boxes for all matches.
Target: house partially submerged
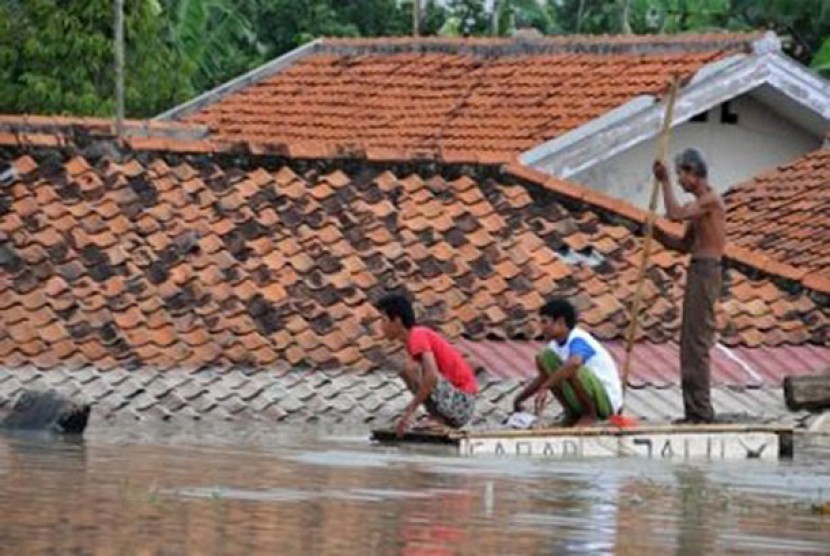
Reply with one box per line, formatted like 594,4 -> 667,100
0,116 -> 826,427
0,32 -> 826,428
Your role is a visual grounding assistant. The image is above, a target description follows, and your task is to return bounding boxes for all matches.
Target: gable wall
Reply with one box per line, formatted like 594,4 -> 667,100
570,94 -> 822,208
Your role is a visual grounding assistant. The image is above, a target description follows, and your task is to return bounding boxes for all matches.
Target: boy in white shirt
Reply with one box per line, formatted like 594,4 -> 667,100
513,298 -> 623,427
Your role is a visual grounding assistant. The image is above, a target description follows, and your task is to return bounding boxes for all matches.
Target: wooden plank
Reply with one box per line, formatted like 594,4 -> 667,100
371,423 -> 795,460
461,434 -> 620,458
462,423 -> 793,440
784,374 -> 830,411
460,429 -> 791,460
370,428 -> 460,444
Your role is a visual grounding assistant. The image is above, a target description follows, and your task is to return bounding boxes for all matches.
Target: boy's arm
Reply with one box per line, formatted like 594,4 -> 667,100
396,352 -> 439,435
538,354 -> 583,393
513,374 -> 545,412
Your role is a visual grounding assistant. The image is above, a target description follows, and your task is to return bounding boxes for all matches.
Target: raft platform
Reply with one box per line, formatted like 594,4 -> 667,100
371,423 -> 795,460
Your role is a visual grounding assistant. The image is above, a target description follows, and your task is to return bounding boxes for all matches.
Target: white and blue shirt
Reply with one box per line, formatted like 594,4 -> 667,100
547,327 -> 623,413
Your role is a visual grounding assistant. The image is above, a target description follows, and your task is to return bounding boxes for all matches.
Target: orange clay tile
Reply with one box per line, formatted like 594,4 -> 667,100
0,144 -> 823,373
182,35 -> 753,164
724,148 -> 830,281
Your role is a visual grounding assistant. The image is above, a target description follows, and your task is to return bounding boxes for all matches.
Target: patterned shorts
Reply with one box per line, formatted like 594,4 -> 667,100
424,377 -> 476,428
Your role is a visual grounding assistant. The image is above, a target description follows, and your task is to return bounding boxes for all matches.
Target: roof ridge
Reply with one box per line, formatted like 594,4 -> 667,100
501,162 -> 829,296
320,32 -> 764,57
0,114 -> 208,141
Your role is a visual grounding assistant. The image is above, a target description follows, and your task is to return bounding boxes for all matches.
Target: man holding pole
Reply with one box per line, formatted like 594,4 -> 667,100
653,148 -> 726,424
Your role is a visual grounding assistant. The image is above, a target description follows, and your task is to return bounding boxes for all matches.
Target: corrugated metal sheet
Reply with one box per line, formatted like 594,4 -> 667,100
458,339 -> 830,387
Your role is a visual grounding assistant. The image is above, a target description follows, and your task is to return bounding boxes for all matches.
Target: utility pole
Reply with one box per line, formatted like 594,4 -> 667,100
114,0 -> 125,140
412,0 -> 419,37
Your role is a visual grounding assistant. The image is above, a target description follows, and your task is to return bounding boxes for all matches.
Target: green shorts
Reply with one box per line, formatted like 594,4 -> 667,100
537,348 -> 614,419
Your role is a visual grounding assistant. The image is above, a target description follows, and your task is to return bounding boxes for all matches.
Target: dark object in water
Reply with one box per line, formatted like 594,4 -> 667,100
1,389 -> 91,434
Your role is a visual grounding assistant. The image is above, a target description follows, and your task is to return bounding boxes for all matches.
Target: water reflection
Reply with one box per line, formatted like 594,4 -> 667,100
0,424 -> 828,555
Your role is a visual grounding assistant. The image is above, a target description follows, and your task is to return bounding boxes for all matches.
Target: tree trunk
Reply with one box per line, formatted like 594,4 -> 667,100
784,374 -> 830,411
621,0 -> 632,34
492,0 -> 501,36
413,0 -> 419,37
114,0 -> 125,138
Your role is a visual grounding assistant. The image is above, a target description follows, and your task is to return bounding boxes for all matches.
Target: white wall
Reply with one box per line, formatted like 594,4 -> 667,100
571,94 -> 822,208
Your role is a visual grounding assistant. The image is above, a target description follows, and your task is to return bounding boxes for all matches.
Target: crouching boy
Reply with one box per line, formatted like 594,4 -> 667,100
513,298 -> 623,427
376,294 -> 478,437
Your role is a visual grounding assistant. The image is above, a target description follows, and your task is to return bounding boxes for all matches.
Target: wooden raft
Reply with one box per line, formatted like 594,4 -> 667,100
371,423 -> 795,460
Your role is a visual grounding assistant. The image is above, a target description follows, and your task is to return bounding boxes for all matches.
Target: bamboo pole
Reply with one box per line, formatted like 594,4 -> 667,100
619,78 -> 679,405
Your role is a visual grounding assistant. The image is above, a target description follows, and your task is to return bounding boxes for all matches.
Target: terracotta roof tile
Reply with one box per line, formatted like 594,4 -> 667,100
725,148 -> 830,280
0,148 -> 825,373
174,34 -> 757,163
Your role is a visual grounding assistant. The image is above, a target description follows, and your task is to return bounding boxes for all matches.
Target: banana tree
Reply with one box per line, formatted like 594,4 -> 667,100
161,0 -> 264,91
494,0 -> 554,35
810,37 -> 830,77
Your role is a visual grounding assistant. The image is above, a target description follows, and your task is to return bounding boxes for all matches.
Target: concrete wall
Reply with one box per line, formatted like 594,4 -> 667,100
571,94 -> 822,208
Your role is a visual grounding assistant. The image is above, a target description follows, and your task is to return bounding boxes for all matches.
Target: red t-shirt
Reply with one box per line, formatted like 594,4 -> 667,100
406,327 -> 478,395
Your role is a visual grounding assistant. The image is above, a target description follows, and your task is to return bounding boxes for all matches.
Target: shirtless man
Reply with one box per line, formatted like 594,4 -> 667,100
653,148 -> 726,424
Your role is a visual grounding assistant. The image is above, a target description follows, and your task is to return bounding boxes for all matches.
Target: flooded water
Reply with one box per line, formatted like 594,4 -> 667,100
1,423 -> 828,555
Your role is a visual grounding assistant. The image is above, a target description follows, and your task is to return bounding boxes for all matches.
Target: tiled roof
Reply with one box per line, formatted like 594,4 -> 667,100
0,367 -> 824,428
458,339 -> 830,387
725,148 -> 830,283
0,366 -> 818,428
175,33 -> 762,163
0,144 -> 826,375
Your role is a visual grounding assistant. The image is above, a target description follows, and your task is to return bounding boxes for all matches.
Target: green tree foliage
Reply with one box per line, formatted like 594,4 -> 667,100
495,0 -> 555,35
442,0 -> 491,36
0,0 -> 192,117
729,0 -> 830,65
812,38 -> 830,75
161,0 -> 265,93
547,0 -> 830,71
0,0 -> 826,117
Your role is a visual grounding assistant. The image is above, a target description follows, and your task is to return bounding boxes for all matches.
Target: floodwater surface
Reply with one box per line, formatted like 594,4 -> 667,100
0,422 -> 828,555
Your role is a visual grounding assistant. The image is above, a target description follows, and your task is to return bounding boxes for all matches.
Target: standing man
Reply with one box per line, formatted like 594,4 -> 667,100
653,148 -> 726,424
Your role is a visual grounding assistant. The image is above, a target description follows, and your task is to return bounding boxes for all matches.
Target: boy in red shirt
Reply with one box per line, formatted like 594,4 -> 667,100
376,294 -> 478,437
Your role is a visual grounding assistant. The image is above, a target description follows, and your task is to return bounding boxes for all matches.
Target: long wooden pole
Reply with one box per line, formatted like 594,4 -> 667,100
619,78 -> 679,405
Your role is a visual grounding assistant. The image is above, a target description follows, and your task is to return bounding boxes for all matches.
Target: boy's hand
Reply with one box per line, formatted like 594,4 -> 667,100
534,390 -> 548,416
395,414 -> 411,438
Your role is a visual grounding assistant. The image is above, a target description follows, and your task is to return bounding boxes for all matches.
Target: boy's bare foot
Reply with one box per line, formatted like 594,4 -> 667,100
552,413 -> 579,428
412,416 -> 452,433
574,415 -> 598,427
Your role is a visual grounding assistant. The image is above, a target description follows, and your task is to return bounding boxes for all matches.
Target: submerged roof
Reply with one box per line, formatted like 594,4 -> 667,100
725,147 -> 830,281
0,128 -> 826,375
159,33 -> 764,163
0,364 -> 821,426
